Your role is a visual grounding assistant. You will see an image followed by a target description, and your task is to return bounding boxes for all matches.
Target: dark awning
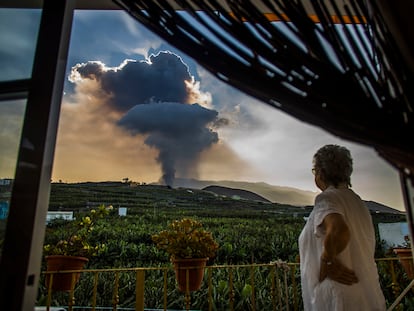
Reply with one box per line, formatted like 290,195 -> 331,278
113,0 -> 414,174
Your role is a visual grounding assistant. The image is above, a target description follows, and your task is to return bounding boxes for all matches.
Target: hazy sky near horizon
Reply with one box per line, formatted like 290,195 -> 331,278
0,10 -> 405,210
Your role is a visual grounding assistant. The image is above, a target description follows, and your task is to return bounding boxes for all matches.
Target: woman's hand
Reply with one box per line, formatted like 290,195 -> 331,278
319,258 -> 358,285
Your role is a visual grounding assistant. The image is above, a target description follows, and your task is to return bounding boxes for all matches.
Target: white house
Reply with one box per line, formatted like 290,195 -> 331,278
0,178 -> 12,186
378,222 -> 409,249
46,211 -> 74,224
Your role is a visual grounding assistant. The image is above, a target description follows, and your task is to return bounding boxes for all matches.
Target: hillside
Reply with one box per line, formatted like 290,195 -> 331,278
47,182 -> 306,217
45,182 -> 405,221
202,185 -> 271,203
199,184 -> 403,216
173,178 -> 317,206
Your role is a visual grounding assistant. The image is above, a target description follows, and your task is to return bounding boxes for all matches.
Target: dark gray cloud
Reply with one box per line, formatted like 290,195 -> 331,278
69,51 -> 224,186
71,51 -> 192,112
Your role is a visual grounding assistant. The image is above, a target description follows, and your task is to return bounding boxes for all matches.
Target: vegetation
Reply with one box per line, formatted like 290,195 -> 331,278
43,204 -> 109,257
23,181 -> 411,309
152,218 -> 219,259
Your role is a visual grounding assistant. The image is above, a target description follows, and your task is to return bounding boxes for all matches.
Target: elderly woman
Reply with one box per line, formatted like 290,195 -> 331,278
299,145 -> 386,311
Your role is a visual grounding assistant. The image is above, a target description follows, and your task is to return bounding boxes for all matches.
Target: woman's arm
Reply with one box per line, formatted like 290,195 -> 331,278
321,213 -> 350,261
319,213 -> 358,285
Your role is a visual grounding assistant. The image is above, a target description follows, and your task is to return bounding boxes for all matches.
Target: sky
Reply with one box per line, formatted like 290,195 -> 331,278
0,9 -> 405,210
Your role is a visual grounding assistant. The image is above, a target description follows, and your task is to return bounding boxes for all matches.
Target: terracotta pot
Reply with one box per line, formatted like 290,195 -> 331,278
172,257 -> 208,292
45,255 -> 89,291
393,248 -> 414,279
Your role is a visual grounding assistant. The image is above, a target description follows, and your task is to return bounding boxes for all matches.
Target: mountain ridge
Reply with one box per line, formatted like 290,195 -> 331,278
202,185 -> 272,203
173,178 -> 403,214
173,178 -> 317,206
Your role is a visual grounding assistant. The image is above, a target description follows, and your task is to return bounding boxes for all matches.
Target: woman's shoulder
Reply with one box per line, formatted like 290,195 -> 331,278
315,186 -> 338,202
314,187 -> 350,212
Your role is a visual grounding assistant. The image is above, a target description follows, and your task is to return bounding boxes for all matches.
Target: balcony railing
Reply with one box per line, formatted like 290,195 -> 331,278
37,258 -> 413,311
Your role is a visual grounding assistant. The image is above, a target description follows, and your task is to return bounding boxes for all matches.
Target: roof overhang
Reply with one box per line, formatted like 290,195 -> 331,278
0,0 -> 119,9
0,0 -> 360,15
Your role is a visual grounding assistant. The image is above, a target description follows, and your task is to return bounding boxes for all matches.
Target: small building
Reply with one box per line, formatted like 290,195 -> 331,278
118,207 -> 127,216
0,179 -> 12,186
46,211 -> 74,224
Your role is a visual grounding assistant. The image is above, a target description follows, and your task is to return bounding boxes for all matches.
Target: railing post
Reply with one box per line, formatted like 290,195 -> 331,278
291,265 -> 298,311
283,268 -> 289,311
68,274 -> 75,311
270,266 -> 277,311
92,271 -> 99,311
112,271 -> 119,311
163,269 -> 168,310
250,265 -> 256,311
135,270 -> 145,311
46,273 -> 53,311
229,267 -> 234,311
184,268 -> 191,311
276,268 -> 282,308
389,259 -> 401,299
208,267 -> 213,311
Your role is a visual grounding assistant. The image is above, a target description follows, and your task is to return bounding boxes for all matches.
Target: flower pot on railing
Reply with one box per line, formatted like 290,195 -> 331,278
43,205 -> 109,291
172,257 -> 208,292
151,218 -> 219,292
393,248 -> 414,279
45,255 -> 89,291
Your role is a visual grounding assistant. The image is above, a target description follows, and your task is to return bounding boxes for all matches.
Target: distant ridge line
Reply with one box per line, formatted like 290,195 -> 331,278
202,185 -> 272,203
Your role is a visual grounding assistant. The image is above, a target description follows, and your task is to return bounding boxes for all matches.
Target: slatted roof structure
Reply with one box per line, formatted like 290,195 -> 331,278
114,0 -> 414,176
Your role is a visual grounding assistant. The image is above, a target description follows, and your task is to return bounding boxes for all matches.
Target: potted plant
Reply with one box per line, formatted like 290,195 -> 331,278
43,204 -> 110,291
393,235 -> 414,279
152,218 -> 219,291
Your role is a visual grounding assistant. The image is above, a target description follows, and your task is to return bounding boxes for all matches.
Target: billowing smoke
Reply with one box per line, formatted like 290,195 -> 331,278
118,102 -> 219,186
69,51 -> 224,186
69,52 -> 193,112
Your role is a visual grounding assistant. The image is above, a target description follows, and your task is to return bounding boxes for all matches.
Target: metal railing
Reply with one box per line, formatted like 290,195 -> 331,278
38,258 -> 413,311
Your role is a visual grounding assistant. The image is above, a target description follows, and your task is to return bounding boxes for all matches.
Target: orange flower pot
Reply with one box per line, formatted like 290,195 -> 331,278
393,248 -> 414,279
45,255 -> 89,291
172,257 -> 208,292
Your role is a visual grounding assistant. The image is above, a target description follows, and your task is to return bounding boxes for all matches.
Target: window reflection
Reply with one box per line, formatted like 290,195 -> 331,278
0,9 -> 41,82
0,99 -> 26,256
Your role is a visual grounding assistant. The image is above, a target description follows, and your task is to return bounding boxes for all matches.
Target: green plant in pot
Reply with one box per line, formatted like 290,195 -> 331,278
152,218 -> 219,292
43,204 -> 110,291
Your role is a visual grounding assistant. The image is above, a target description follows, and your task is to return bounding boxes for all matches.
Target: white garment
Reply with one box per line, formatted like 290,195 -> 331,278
299,186 -> 386,311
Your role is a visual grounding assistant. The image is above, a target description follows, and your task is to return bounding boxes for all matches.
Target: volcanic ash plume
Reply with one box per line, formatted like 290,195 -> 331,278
118,102 -> 219,186
69,51 -> 224,186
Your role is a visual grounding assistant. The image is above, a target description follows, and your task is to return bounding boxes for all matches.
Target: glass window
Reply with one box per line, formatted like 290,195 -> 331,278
0,9 -> 41,82
0,99 -> 26,256
0,8 -> 38,255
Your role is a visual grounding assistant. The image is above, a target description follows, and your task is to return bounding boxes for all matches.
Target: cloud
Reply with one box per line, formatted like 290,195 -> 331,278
69,51 -> 195,112
59,51 -> 238,186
